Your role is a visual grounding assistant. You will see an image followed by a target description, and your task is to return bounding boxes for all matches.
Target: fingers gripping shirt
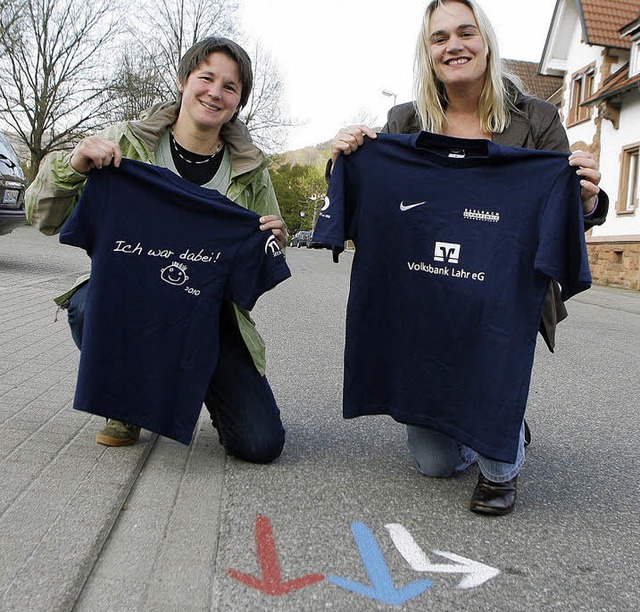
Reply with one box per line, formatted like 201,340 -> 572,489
60,159 -> 291,444
313,132 -> 591,463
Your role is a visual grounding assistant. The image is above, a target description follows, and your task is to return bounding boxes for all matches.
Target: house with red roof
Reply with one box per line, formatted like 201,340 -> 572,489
540,0 -> 640,290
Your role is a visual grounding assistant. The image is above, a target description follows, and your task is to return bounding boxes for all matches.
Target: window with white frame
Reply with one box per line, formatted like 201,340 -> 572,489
631,41 -> 640,77
568,64 -> 595,126
617,143 -> 640,214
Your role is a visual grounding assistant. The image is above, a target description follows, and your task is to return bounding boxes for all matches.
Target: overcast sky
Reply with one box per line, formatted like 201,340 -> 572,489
238,0 -> 558,151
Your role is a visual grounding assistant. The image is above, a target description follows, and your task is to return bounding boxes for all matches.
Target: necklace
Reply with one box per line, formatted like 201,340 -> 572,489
170,132 -> 223,165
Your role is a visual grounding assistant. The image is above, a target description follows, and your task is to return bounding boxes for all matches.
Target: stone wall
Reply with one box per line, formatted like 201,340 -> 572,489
587,241 -> 640,290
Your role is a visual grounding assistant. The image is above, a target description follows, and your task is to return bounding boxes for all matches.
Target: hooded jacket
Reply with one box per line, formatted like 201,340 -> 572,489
25,102 -> 283,375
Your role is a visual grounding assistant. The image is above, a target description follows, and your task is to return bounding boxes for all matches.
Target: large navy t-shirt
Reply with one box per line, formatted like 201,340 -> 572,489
313,132 -> 591,462
60,159 -> 291,444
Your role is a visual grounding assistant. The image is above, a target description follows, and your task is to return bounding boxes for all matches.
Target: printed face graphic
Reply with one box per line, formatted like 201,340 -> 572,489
160,262 -> 189,286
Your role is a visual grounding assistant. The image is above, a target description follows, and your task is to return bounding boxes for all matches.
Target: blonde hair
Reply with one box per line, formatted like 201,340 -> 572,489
413,0 -> 520,134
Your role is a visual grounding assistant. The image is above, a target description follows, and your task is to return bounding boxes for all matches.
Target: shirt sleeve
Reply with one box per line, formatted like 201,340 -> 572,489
534,165 -> 592,301
58,169 -> 107,256
312,154 -> 348,262
225,229 -> 292,311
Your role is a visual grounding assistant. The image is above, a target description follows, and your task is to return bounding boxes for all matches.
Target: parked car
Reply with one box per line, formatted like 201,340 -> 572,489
308,231 -> 331,249
290,230 -> 312,248
0,133 -> 27,236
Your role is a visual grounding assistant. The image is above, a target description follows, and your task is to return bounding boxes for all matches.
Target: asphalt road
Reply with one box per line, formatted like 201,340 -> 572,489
1,227 -> 639,611
217,246 -> 640,612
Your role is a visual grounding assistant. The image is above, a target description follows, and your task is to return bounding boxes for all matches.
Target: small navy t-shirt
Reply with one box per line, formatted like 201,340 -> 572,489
60,159 -> 291,444
313,132 -> 591,462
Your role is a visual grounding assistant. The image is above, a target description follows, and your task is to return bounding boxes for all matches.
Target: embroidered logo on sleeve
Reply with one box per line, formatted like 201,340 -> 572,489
265,235 -> 283,257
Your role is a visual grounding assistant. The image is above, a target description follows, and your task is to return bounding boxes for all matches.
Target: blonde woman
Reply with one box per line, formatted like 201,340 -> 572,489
329,0 -> 607,515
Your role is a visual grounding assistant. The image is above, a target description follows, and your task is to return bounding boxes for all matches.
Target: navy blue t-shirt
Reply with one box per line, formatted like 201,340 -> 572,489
60,159 -> 291,444
313,132 -> 591,462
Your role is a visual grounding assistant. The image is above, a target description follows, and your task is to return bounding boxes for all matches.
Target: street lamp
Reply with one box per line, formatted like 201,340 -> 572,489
381,89 -> 397,107
298,208 -> 307,231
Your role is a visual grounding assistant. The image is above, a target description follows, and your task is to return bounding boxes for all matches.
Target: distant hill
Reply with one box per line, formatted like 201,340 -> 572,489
275,127 -> 382,170
274,141 -> 332,171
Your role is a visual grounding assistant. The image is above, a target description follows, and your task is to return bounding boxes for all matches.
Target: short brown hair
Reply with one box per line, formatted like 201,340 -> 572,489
176,36 -> 253,119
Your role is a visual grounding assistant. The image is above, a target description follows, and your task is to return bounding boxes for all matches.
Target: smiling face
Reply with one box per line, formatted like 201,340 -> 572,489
160,263 -> 189,286
428,1 -> 488,93
177,52 -> 242,133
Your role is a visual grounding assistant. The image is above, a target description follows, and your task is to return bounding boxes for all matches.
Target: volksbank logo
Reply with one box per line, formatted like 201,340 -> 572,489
434,242 -> 460,264
407,240 -> 485,282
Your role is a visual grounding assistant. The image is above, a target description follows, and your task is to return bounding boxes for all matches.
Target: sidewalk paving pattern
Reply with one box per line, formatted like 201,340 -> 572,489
1,226 -> 639,611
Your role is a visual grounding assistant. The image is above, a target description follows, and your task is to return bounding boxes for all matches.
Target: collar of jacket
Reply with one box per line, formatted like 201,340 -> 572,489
400,83 -> 534,148
132,101 -> 270,179
491,88 -> 532,148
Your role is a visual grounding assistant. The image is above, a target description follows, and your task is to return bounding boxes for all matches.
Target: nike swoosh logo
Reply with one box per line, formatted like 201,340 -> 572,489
399,201 -> 427,212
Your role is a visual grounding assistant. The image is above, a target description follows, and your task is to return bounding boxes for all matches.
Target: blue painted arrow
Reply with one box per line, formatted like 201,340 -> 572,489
327,522 -> 433,606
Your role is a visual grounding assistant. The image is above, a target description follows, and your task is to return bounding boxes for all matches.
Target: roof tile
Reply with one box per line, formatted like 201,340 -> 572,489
503,59 -> 563,100
581,0 -> 640,48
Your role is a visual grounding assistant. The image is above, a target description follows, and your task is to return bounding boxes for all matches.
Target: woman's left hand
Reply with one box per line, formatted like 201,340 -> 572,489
260,215 -> 287,249
569,150 -> 601,215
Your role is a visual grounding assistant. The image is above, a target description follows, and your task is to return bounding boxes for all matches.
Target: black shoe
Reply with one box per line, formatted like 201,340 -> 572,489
524,419 -> 531,448
469,473 -> 517,516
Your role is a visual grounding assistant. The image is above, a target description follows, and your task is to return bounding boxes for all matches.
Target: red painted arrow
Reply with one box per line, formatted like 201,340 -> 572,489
227,515 -> 325,595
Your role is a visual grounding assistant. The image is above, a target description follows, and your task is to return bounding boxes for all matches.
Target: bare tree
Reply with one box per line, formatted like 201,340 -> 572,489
0,0 -> 121,181
0,0 -> 24,31
107,45 -> 168,122
136,0 -> 238,100
240,41 -> 293,152
349,106 -> 380,129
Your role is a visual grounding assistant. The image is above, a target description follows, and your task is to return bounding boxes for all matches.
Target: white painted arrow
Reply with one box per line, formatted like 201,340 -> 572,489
385,523 -> 500,589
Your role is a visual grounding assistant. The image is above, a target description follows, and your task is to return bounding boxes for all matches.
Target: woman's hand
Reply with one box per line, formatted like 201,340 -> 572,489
70,136 -> 123,174
330,125 -> 377,163
569,150 -> 601,215
260,215 -> 287,249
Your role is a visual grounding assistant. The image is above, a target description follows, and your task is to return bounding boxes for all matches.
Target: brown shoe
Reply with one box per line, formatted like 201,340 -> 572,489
96,419 -> 141,447
469,473 -> 517,516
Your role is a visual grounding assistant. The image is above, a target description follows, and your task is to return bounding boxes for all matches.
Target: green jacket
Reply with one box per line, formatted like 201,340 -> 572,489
25,102 -> 284,375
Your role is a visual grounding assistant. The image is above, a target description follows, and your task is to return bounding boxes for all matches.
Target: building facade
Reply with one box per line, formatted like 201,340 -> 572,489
540,0 -> 640,290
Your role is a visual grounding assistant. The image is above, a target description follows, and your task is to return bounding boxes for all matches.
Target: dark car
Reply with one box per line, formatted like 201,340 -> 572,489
290,230 -> 312,247
0,133 -> 27,236
308,232 -> 331,249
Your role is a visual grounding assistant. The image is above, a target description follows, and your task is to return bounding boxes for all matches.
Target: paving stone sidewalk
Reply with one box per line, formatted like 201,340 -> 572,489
0,227 -> 223,612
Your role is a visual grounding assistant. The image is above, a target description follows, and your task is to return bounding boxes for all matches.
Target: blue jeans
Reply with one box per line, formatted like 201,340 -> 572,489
406,422 -> 525,482
67,284 -> 285,463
